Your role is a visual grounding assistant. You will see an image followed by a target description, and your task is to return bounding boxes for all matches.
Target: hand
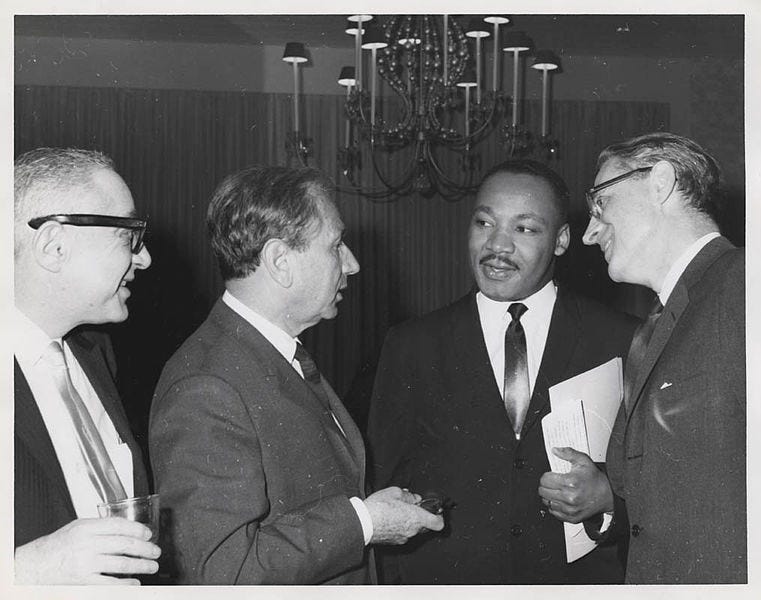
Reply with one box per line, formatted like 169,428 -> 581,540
538,447 -> 614,524
364,486 -> 445,545
14,517 -> 161,585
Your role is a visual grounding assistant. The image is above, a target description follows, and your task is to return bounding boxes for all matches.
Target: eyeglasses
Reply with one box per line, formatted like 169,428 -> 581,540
27,213 -> 148,254
585,166 -> 653,219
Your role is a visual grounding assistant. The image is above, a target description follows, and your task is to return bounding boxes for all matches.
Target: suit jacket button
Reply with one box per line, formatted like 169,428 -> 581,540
510,524 -> 523,537
631,524 -> 643,537
513,458 -> 526,469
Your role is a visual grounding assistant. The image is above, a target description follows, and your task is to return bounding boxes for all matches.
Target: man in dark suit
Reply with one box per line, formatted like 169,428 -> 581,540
149,166 -> 443,585
539,132 -> 746,583
367,159 -> 637,584
13,147 -> 160,584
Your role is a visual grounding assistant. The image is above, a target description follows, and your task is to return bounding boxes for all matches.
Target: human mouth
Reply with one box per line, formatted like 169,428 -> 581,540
480,254 -> 518,279
601,238 -> 612,261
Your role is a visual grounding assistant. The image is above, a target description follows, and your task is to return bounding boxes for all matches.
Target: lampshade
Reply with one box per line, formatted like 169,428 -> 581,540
484,15 -> 510,25
456,67 -> 478,88
362,22 -> 388,49
465,18 -> 490,38
338,66 -> 356,87
345,18 -> 365,36
282,42 -> 308,64
531,50 -> 561,71
347,14 -> 373,23
503,30 -> 533,52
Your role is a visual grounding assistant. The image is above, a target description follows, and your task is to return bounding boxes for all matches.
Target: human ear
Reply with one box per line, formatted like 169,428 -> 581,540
32,222 -> 68,273
554,222 -> 570,256
650,160 -> 678,205
261,238 -> 293,288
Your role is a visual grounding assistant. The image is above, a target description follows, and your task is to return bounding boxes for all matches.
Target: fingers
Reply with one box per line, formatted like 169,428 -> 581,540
422,512 -> 445,532
94,535 -> 161,560
76,517 -> 154,540
91,575 -> 142,585
400,489 -> 421,504
95,554 -> 160,576
551,446 -> 593,465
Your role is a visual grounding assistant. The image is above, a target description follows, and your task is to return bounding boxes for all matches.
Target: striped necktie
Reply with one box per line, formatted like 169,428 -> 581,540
45,341 -> 127,503
624,298 -> 664,411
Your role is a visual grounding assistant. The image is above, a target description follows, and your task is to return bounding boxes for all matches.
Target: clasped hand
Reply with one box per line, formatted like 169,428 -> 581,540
538,447 -> 614,523
364,486 -> 445,545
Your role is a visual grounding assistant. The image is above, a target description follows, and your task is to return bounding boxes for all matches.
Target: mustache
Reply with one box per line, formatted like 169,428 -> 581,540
479,253 -> 519,270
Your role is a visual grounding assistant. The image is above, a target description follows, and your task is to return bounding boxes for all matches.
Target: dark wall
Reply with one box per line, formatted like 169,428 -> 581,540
15,85 -> 676,451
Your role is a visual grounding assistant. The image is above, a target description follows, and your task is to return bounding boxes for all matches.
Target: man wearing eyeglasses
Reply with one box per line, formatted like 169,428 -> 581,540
538,132 -> 746,583
13,147 -> 159,584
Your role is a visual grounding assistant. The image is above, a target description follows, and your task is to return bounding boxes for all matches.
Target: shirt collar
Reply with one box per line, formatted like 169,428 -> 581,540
13,306 -> 61,366
476,279 -> 557,322
222,290 -> 298,362
658,232 -> 720,305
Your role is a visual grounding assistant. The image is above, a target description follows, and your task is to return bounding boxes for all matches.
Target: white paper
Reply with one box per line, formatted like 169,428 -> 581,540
541,357 -> 624,562
548,357 -> 623,462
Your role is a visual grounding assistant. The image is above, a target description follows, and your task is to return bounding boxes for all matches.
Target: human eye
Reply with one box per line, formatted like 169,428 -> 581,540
516,221 -> 541,234
116,228 -> 133,245
472,213 -> 493,228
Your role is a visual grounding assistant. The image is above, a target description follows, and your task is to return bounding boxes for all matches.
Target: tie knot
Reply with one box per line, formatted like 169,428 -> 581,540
508,303 -> 528,322
44,341 -> 67,368
294,343 -> 310,363
650,299 -> 664,318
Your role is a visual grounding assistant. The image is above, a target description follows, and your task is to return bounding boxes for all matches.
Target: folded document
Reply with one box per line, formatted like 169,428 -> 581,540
541,357 -> 623,562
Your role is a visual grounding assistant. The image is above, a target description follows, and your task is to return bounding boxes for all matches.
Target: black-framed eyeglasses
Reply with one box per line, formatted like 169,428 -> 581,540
585,166 -> 653,220
27,214 -> 148,254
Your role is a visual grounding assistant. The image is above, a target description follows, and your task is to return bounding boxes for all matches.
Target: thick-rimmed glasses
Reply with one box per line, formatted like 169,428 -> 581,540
28,214 -> 148,254
585,166 -> 653,219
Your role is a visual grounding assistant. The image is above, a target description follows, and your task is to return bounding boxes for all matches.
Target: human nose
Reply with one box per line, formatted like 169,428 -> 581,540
485,227 -> 515,253
341,244 -> 360,276
582,217 -> 603,246
132,244 -> 152,270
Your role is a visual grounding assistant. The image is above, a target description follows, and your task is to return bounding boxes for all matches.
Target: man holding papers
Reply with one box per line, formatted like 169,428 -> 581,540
368,159 -> 637,584
540,133 -> 746,583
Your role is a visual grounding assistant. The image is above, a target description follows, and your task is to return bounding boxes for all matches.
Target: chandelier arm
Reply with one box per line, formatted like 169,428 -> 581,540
425,143 -> 479,198
368,143 -> 418,191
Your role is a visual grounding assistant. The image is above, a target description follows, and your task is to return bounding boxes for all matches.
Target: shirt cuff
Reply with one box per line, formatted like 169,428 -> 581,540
349,496 -> 373,545
600,511 -> 613,533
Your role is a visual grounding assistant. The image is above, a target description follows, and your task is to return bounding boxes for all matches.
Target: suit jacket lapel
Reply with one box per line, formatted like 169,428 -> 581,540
625,236 -> 735,424
322,381 -> 366,490
523,286 -> 580,434
210,300 -> 363,485
452,293 -> 505,416
67,332 -> 149,495
14,360 -> 76,515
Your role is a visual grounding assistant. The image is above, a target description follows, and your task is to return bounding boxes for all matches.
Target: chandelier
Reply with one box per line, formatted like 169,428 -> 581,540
282,14 -> 561,200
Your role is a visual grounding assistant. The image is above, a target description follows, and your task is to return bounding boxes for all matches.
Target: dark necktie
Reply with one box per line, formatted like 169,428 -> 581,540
504,303 -> 530,438
623,298 -> 664,410
45,341 -> 127,503
294,343 -> 331,413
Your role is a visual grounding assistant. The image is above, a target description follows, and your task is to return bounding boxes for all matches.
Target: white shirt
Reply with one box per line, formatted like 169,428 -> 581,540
658,232 -> 721,305
13,307 -> 134,518
222,291 -> 373,544
476,279 -> 557,398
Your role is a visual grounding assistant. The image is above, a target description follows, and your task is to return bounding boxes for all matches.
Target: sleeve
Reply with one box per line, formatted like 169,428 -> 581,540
149,374 -> 366,585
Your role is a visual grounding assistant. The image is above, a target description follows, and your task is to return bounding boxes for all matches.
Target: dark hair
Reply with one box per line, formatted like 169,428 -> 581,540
481,159 -> 570,223
207,166 -> 334,280
597,132 -> 724,221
